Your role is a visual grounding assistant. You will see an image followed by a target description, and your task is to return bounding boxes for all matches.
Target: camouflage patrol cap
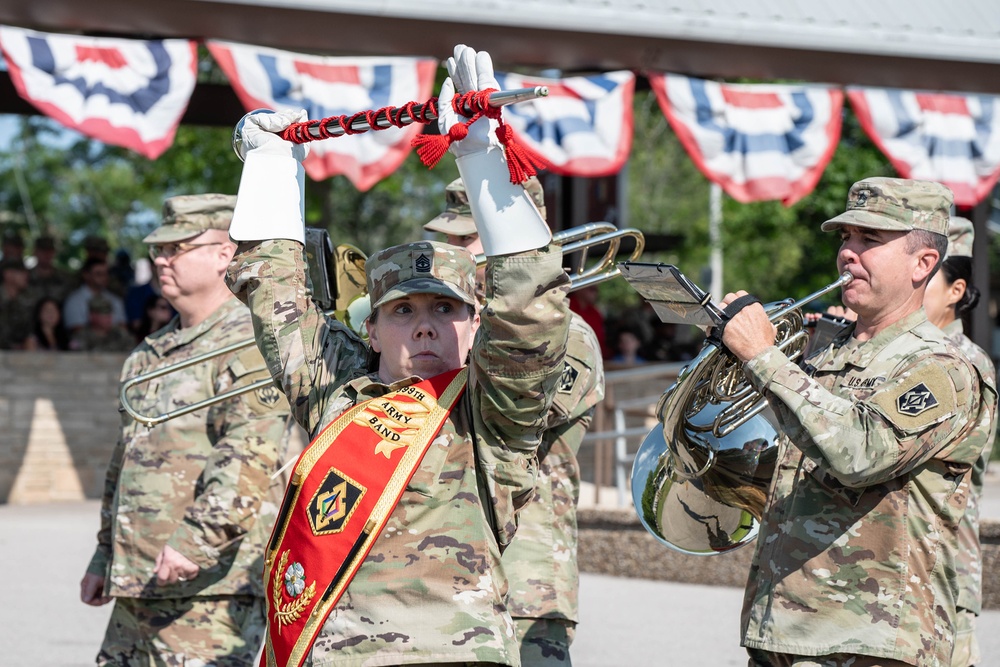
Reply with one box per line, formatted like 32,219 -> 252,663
423,176 -> 547,237
820,177 -> 952,235
143,194 -> 237,244
88,295 -> 113,314
366,240 -> 477,310
947,216 -> 974,258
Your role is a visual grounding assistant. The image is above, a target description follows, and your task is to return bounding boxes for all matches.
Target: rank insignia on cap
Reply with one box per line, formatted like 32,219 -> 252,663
897,382 -> 938,416
308,468 -> 366,536
256,385 -> 283,407
558,361 -> 579,394
414,253 -> 432,273
855,190 -> 870,207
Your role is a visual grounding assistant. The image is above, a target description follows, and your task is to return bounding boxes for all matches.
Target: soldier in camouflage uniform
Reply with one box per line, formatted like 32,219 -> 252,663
80,194 -> 295,666
0,257 -> 35,349
718,178 -> 997,667
922,216 -> 997,667
69,295 -> 136,352
425,178 -> 606,666
227,44 -> 570,667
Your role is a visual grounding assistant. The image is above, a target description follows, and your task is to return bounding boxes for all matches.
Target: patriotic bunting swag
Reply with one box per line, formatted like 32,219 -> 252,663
492,70 -> 635,177
0,25 -> 197,159
649,73 -> 843,206
847,88 -> 1000,207
208,41 -> 436,191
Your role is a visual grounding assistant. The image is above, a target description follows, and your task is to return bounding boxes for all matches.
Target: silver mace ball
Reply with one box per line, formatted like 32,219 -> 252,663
231,109 -> 276,162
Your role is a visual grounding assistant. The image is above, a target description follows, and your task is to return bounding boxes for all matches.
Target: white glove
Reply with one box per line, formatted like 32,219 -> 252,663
442,45 -> 551,256
230,108 -> 310,244
437,45 -> 500,159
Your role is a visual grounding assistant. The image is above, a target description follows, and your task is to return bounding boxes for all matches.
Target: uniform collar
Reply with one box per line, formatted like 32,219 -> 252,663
814,308 -> 928,370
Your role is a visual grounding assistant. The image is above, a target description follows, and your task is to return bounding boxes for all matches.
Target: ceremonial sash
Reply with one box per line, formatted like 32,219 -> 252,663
260,367 -> 468,667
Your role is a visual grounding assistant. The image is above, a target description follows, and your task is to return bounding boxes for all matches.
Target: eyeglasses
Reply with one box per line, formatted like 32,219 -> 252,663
149,242 -> 222,261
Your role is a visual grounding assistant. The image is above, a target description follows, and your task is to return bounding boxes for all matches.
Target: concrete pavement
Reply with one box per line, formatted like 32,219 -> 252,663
6,499 -> 1000,666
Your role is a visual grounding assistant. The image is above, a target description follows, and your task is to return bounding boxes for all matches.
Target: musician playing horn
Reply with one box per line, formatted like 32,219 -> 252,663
226,44 -> 570,667
718,178 -> 996,667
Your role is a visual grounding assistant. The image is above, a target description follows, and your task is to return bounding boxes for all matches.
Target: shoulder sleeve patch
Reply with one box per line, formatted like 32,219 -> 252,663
245,382 -> 288,413
869,363 -> 957,434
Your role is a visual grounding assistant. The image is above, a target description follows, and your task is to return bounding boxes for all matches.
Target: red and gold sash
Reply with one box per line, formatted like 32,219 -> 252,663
260,367 -> 468,667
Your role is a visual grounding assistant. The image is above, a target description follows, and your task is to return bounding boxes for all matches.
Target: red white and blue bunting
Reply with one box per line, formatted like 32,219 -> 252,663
2,25 -> 999,208
208,40 -> 436,191
492,70 -> 635,177
847,87 -> 1000,207
648,73 -> 844,206
0,25 -> 197,159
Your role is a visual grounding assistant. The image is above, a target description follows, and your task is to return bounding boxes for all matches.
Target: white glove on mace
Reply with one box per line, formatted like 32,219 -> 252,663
230,108 -> 310,244
438,45 -> 551,257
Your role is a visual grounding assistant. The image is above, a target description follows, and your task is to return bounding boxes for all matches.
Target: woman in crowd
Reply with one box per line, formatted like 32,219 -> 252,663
24,296 -> 70,351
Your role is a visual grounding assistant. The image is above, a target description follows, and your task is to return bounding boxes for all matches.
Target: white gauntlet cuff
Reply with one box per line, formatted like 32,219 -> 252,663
457,149 -> 551,256
230,151 -> 306,244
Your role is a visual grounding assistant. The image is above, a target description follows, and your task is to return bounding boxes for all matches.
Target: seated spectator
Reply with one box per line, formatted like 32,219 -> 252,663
27,235 -> 75,303
23,296 -> 70,351
69,296 -> 135,353
0,258 -> 35,349
134,294 -> 175,342
125,259 -> 161,335
63,258 -> 127,333
610,325 -> 648,367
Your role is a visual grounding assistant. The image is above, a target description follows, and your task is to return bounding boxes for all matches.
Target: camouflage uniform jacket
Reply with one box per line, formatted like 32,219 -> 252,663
87,296 -> 293,599
942,319 -> 998,616
740,309 -> 996,666
226,240 -> 570,667
70,326 -> 136,353
504,312 -> 604,623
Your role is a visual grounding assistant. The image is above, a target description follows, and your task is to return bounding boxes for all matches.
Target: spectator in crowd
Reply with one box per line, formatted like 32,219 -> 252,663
609,324 -> 648,366
2,230 -> 25,261
63,258 -> 127,333
0,257 -> 35,349
109,248 -> 134,297
69,296 -> 136,352
124,259 -> 162,336
28,235 -> 75,303
134,293 -> 175,342
569,284 -> 609,359
23,296 -> 70,351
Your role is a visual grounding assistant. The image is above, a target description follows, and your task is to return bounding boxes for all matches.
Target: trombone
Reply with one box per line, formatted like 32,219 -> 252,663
120,224 -> 644,427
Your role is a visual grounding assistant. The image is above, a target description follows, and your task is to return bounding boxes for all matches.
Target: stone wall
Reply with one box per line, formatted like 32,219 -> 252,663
0,351 -> 126,504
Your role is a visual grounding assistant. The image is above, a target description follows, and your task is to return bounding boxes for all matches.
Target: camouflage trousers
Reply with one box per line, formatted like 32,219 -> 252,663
952,608 -> 980,667
97,595 -> 265,666
513,618 -> 576,667
747,650 -> 911,667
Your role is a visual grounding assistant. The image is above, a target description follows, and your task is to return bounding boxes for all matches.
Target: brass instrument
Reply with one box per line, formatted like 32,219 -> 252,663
626,269 -> 853,555
121,224 -> 644,427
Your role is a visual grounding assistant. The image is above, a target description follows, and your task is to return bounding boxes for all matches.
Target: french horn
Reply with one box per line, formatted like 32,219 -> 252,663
625,267 -> 853,555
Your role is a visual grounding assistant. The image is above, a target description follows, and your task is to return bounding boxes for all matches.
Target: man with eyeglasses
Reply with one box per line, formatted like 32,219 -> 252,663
81,194 -> 297,666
